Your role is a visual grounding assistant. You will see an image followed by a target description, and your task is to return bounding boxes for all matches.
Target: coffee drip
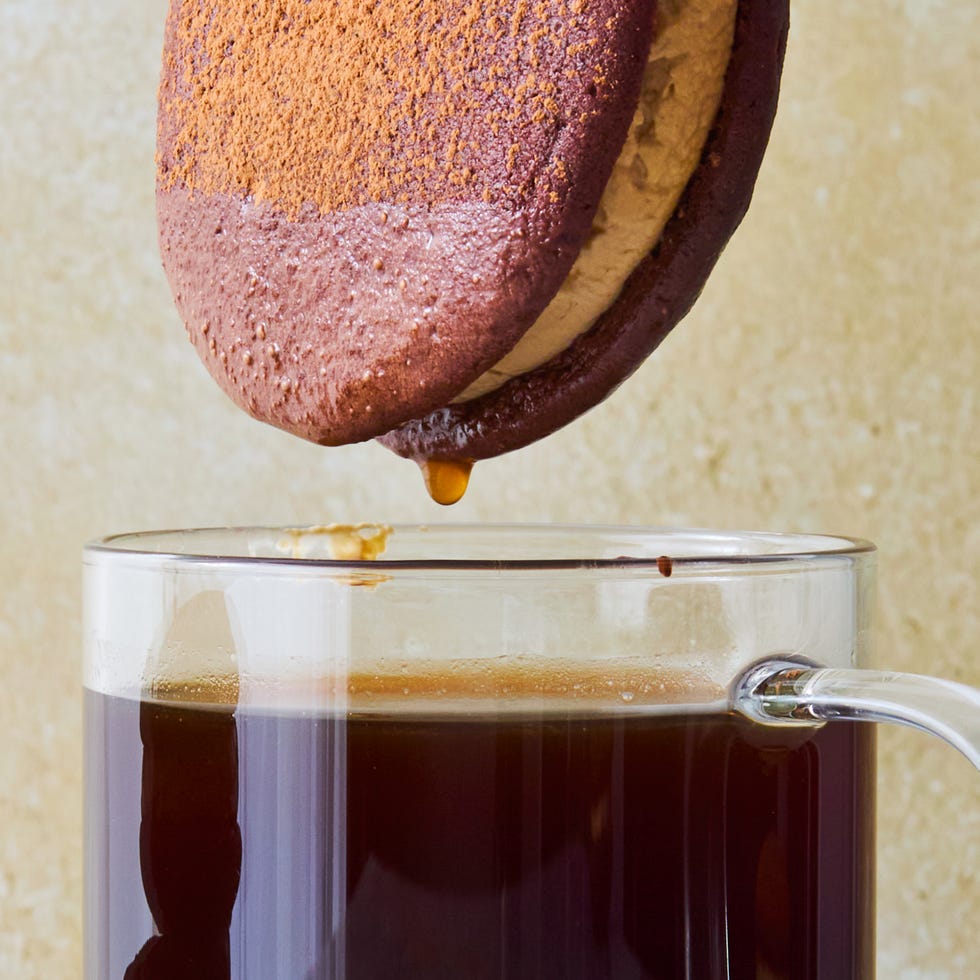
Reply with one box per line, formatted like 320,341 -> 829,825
420,458 -> 473,506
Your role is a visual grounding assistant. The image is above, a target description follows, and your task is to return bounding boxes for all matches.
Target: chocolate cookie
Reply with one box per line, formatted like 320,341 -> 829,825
157,0 -> 656,445
381,0 -> 790,463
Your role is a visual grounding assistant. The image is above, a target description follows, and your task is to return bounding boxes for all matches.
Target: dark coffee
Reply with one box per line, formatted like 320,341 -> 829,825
85,683 -> 875,979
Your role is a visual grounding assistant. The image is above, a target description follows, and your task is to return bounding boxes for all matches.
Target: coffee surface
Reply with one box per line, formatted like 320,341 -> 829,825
143,661 -> 726,714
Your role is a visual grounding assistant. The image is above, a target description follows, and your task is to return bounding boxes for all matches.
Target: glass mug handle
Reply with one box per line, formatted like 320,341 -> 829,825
734,660 -> 980,770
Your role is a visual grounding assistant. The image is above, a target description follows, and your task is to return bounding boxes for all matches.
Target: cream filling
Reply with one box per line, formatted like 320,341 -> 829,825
457,0 -> 738,402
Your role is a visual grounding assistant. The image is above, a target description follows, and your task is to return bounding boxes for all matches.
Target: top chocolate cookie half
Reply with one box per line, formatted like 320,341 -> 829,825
157,0 -> 656,445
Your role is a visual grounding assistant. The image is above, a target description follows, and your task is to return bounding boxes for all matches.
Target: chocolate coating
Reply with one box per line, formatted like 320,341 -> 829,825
380,0 -> 790,462
158,1 -> 656,445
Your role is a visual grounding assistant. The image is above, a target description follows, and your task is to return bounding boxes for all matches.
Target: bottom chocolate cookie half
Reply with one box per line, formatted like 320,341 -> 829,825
380,0 -> 790,465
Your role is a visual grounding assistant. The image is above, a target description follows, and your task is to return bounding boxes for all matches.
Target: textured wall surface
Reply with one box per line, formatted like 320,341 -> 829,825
1,0 -> 977,975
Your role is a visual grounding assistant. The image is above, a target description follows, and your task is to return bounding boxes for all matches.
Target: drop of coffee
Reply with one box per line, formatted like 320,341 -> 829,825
420,459 -> 473,506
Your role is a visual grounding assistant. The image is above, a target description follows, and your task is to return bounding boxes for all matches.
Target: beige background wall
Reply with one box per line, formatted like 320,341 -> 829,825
1,0 -> 977,975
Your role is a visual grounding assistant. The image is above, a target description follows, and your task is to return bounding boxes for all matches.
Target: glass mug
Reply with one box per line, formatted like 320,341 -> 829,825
83,526 -> 980,979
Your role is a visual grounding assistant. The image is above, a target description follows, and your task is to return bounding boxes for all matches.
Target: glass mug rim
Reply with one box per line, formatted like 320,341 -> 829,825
84,523 -> 877,574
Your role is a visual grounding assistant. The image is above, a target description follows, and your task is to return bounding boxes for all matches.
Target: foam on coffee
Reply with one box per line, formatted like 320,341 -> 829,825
146,657 -> 726,717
